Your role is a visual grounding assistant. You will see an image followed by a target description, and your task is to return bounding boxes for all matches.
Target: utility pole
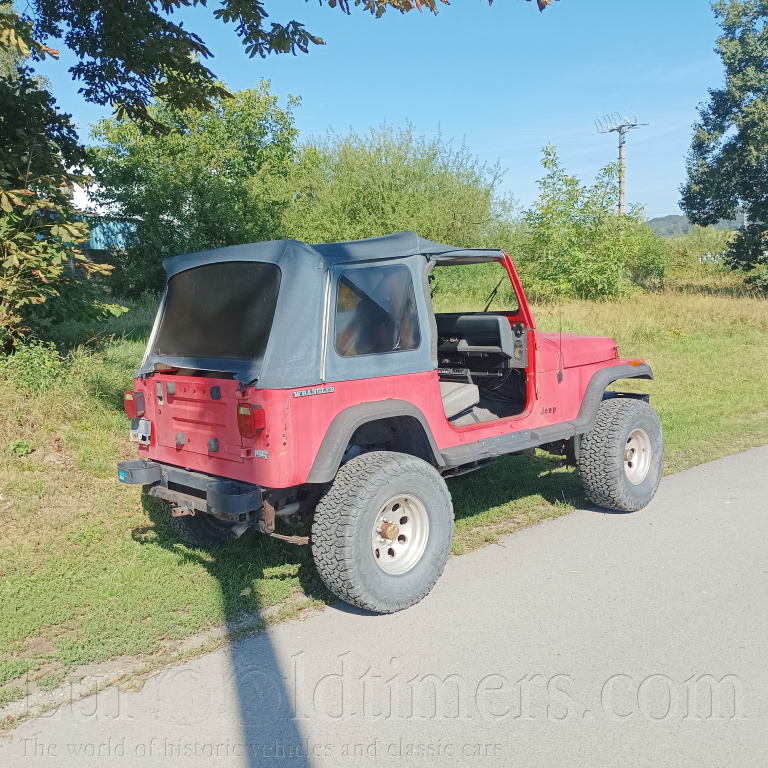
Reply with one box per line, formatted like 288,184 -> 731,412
595,114 -> 647,215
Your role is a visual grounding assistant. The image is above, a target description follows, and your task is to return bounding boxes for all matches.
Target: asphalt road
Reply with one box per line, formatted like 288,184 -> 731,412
3,446 -> 767,767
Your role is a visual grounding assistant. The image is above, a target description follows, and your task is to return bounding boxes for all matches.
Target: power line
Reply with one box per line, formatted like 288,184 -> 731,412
595,114 -> 647,215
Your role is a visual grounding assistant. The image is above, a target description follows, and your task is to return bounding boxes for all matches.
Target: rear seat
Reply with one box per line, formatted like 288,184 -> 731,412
440,381 -> 480,419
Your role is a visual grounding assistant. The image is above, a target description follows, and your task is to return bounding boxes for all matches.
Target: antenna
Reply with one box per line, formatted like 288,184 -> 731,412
595,114 -> 647,215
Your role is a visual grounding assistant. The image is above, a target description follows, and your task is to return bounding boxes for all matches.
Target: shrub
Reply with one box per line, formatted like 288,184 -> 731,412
1,63 -> 115,348
282,123 -> 517,248
0,339 -> 65,394
745,263 -> 768,293
518,146 -> 670,300
90,84 -> 299,298
669,225 -> 734,273
6,439 -> 33,457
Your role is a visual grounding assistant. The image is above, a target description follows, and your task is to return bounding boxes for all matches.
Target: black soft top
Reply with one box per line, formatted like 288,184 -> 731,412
139,233 -> 504,387
163,231 -> 503,279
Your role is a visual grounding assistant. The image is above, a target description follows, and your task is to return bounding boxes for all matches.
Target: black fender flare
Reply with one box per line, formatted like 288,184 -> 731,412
306,400 -> 444,484
570,362 -> 654,435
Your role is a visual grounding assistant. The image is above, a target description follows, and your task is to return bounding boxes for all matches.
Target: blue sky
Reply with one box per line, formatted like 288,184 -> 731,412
36,0 -> 724,218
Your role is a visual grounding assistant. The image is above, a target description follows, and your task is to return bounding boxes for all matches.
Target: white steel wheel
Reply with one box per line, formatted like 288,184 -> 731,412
371,495 -> 430,575
578,397 -> 664,513
624,427 -> 652,485
311,451 -> 454,613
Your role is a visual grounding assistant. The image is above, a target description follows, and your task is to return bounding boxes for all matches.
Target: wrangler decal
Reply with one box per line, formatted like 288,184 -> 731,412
293,386 -> 336,398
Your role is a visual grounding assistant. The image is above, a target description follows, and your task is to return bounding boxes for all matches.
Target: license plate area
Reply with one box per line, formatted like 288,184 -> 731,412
155,377 -> 244,463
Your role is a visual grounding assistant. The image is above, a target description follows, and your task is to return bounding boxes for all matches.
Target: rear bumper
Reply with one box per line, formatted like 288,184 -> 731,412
117,459 -> 262,523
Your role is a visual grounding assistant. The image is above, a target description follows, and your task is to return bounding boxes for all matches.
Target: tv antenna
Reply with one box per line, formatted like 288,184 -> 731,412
595,114 -> 647,215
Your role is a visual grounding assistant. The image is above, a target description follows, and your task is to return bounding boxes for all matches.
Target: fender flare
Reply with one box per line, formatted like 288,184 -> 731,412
306,400 -> 444,484
570,363 -> 654,435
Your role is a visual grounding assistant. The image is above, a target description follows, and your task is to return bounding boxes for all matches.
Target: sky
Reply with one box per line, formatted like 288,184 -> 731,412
35,0 -> 725,219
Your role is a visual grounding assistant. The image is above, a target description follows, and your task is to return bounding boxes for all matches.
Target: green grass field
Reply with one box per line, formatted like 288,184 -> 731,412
1,290 -> 767,713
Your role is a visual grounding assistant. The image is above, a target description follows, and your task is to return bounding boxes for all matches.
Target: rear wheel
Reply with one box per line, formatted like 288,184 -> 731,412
312,451 -> 454,613
578,397 -> 664,512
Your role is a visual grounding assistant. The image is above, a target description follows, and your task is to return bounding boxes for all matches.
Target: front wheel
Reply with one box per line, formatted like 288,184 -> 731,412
578,397 -> 664,512
311,452 -> 454,613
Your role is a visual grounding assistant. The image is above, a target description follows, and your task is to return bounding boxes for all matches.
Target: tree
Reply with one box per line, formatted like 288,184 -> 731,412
680,0 -> 768,273
3,1 -> 557,131
0,0 -> 559,339
282,124 -> 516,248
0,61 -> 119,349
90,84 -> 299,297
521,146 -> 668,299
0,4 -> 23,79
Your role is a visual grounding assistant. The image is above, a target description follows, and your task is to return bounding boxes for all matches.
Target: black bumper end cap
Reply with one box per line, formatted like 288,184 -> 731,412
117,460 -> 163,485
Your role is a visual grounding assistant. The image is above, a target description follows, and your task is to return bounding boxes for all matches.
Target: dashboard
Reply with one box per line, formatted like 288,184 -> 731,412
435,314 -> 528,383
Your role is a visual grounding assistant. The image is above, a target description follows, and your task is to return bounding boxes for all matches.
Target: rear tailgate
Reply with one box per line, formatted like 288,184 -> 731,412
154,376 -> 244,463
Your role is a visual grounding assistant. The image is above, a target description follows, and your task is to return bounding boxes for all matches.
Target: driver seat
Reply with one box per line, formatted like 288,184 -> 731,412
440,381 -> 480,420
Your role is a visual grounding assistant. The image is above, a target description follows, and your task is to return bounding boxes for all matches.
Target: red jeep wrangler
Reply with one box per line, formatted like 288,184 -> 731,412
118,232 -> 663,613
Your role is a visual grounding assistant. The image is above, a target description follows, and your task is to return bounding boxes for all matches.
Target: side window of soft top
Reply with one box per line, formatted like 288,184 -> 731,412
334,264 -> 421,357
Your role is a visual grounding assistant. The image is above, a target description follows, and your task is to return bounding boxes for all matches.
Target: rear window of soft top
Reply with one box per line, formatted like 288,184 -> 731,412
151,261 -> 281,360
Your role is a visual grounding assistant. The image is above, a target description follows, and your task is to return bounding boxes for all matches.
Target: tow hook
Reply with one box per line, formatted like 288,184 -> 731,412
260,498 -> 310,545
170,505 -> 195,517
262,497 -> 276,533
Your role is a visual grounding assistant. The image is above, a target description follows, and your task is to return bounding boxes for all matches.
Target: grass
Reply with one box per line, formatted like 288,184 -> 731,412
527,291 -> 768,472
1,290 -> 767,707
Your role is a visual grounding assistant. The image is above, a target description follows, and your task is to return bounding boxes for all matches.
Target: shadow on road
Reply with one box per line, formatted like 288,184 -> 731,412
130,450 -> 585,763
136,496 -> 333,765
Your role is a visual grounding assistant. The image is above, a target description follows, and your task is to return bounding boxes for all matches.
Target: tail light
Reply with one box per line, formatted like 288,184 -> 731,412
237,404 -> 266,439
124,390 -> 145,419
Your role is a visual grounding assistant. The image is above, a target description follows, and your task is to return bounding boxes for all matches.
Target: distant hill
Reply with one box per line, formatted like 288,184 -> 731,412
647,214 -> 744,237
647,215 -> 692,236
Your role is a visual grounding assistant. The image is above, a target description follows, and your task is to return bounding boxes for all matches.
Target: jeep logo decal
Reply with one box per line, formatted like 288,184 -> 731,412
540,406 -> 557,416
293,386 -> 336,398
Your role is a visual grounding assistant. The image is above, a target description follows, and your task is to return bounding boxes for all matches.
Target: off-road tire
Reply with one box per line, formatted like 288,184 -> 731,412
311,451 -> 454,613
161,501 -> 247,549
579,397 -> 664,512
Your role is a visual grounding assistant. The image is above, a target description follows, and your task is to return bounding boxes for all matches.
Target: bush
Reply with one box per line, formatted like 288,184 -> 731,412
0,339 -> 65,394
6,439 -> 33,457
90,84 -> 299,298
517,146 -> 670,299
47,293 -> 159,350
659,225 -> 757,293
282,123 -> 517,248
88,115 -> 679,303
669,225 -> 733,273
745,263 -> 768,293
1,64 -> 115,348
622,223 -> 670,289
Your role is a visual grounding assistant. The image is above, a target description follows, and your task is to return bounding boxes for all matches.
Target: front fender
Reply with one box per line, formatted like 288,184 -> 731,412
571,363 -> 654,435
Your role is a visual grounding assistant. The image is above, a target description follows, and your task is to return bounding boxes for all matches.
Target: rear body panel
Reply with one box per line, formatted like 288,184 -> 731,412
153,377 -> 244,462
